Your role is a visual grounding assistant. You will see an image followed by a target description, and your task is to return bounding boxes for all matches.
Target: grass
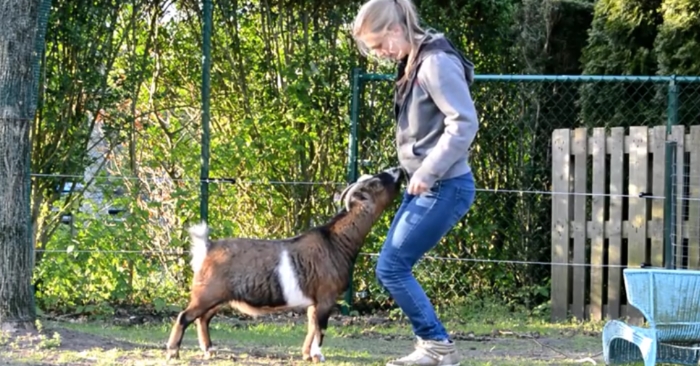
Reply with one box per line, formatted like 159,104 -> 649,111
0,302 -> 619,366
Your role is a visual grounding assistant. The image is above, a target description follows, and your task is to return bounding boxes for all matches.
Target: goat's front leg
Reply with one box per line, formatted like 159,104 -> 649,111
302,302 -> 333,363
302,305 -> 318,361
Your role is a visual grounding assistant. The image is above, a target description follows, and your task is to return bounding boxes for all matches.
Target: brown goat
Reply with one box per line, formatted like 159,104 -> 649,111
165,166 -> 406,362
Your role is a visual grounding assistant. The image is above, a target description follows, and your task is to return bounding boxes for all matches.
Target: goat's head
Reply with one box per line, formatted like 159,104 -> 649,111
336,166 -> 406,215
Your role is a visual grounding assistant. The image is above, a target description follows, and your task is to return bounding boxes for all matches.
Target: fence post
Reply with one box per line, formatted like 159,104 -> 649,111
663,75 -> 679,269
31,0 -> 53,265
347,67 -> 361,184
664,141 -> 677,269
200,0 -> 212,223
342,67 -> 362,315
666,75 -> 678,134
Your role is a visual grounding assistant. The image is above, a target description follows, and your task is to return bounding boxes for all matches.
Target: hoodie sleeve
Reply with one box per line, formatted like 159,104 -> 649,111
411,52 -> 479,188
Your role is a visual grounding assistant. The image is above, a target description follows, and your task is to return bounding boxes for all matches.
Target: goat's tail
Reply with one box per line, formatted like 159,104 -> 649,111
188,221 -> 210,274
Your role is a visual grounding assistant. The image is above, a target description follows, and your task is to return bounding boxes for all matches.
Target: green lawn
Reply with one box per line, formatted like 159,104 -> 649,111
0,303 -> 641,365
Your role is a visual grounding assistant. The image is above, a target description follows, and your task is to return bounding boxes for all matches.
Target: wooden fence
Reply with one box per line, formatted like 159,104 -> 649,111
550,125 -> 700,322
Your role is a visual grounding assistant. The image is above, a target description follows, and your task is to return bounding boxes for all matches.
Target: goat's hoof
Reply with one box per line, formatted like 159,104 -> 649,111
203,350 -> 214,360
302,353 -> 311,362
312,354 -> 325,363
165,349 -> 180,360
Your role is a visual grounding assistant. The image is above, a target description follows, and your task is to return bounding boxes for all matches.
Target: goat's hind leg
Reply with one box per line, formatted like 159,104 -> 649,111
195,305 -> 220,359
165,299 -> 219,360
165,307 -> 195,360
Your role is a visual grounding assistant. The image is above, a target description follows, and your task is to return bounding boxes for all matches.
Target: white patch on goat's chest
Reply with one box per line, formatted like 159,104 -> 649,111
276,250 -> 313,308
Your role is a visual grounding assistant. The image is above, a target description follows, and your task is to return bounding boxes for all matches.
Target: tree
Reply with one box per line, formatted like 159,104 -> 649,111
0,0 -> 50,331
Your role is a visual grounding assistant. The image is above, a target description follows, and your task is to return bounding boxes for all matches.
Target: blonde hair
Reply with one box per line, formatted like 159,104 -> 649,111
351,0 -> 442,84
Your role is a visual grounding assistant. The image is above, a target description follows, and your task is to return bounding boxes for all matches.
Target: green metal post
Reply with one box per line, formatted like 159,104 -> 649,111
360,73 -> 395,82
663,75 -> 678,269
31,0 -> 53,266
666,75 -> 678,135
347,67 -> 361,184
20,0 -> 53,295
200,0 -> 212,223
664,141 -> 677,269
341,67 -> 362,315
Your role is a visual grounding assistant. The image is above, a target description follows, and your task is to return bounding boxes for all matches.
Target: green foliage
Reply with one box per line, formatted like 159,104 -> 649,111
581,0 -> 662,76
510,0 -> 594,76
575,0 -> 700,130
34,195 -> 192,314
578,0 -> 666,128
418,0 -> 519,73
31,0 -> 159,266
654,0 -> 700,124
32,0 -> 363,313
655,0 -> 700,75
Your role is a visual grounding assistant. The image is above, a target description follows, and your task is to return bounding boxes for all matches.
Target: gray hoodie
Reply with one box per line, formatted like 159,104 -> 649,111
394,35 -> 478,190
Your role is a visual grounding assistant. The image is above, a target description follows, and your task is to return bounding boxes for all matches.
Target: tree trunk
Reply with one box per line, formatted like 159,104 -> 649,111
0,0 -> 46,331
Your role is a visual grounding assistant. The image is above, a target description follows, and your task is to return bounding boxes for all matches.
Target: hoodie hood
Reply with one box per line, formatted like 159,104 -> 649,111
396,35 -> 475,87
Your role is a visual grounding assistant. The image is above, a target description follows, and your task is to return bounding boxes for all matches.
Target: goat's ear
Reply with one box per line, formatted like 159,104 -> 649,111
369,178 -> 384,189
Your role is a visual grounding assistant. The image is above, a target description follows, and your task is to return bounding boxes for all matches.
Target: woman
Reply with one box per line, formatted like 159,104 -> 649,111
352,0 -> 478,365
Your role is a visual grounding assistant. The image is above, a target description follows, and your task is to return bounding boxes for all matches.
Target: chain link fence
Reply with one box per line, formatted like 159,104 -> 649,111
345,71 -> 700,311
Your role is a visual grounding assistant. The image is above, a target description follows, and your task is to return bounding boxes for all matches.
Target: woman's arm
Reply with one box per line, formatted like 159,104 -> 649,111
410,51 -> 479,190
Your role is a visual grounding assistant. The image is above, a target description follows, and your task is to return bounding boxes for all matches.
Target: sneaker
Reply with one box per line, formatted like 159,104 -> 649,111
386,339 -> 461,366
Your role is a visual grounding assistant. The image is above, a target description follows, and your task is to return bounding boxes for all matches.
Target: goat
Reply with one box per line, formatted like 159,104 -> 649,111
165,166 -> 406,362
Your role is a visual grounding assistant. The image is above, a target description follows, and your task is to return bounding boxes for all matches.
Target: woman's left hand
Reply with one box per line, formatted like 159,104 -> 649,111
407,176 -> 430,195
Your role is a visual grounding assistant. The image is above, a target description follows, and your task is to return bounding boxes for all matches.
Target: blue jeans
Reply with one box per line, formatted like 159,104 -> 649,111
376,172 -> 476,341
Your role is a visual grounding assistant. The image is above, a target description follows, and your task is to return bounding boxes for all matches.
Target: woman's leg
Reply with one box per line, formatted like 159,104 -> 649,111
376,172 -> 475,364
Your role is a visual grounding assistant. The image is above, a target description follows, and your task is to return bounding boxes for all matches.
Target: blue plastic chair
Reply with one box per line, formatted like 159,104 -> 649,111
602,268 -> 700,365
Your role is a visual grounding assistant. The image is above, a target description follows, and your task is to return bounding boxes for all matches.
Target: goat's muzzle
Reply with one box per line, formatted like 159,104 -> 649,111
382,166 -> 406,185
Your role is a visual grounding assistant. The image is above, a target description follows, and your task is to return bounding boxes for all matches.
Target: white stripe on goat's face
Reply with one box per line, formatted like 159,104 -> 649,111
276,249 -> 313,308
310,335 -> 324,361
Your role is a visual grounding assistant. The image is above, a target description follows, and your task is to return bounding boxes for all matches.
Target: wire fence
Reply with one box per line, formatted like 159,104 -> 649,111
29,70 -> 700,317
28,148 -> 698,318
